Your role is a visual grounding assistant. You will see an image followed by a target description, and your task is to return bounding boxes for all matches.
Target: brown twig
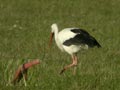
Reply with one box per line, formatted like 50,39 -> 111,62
11,59 -> 40,85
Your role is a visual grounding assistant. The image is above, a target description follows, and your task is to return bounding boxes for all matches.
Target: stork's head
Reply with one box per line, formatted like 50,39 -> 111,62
49,23 -> 58,47
51,23 -> 58,32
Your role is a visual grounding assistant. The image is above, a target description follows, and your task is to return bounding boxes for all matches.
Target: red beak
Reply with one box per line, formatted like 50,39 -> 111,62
49,32 -> 54,48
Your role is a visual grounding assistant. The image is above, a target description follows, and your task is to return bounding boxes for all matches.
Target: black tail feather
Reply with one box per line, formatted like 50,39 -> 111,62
94,40 -> 101,48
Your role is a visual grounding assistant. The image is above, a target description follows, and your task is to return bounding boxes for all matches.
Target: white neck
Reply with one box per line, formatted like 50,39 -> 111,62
51,23 -> 64,51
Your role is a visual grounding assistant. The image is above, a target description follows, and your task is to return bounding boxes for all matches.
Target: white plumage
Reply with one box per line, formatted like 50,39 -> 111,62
49,23 -> 101,74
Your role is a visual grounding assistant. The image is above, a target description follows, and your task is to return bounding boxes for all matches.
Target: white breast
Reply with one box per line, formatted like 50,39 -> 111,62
58,28 -> 76,43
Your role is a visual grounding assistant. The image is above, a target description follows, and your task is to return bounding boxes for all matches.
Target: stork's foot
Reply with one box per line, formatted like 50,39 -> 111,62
60,68 -> 65,75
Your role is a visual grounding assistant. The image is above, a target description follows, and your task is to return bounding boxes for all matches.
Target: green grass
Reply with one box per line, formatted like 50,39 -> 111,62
0,0 -> 120,89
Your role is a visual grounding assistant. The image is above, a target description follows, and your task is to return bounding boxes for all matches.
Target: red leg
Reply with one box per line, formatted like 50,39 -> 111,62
73,55 -> 78,75
60,54 -> 78,74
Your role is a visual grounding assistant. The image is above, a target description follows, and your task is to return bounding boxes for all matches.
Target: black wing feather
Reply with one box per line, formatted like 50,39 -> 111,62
63,29 -> 101,48
71,29 -> 90,35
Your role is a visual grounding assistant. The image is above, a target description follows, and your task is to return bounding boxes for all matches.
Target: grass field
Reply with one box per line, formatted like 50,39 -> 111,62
0,0 -> 120,89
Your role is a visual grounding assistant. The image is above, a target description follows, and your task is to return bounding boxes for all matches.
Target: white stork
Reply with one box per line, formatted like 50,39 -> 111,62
49,23 -> 101,74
